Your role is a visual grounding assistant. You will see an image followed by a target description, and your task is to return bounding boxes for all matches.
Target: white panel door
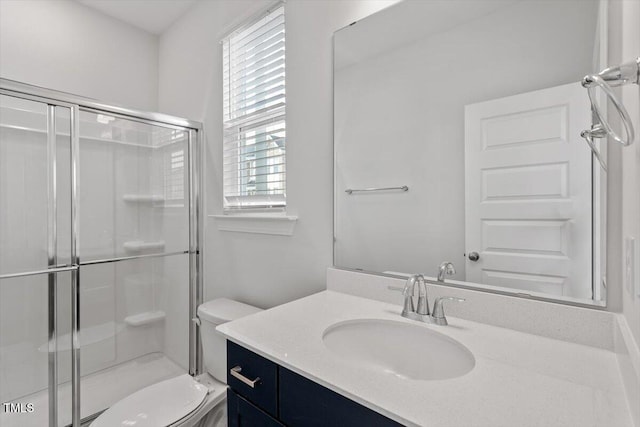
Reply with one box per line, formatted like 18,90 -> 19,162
465,82 -> 592,299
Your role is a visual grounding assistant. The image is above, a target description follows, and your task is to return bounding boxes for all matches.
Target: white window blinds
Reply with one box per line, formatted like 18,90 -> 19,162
223,5 -> 286,210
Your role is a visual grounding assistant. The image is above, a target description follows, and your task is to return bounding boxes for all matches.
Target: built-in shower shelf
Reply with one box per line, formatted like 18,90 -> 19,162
123,194 -> 165,203
123,240 -> 165,253
124,311 -> 166,327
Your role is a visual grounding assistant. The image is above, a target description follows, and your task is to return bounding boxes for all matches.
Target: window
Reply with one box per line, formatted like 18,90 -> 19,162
222,4 -> 286,211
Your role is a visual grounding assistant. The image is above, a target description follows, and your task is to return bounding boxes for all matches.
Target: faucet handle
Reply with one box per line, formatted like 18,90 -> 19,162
388,286 -> 414,316
431,296 -> 465,326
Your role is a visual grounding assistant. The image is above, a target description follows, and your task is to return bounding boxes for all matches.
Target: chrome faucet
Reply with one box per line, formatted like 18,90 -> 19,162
437,261 -> 456,282
403,274 -> 429,317
389,274 -> 430,322
389,273 -> 465,325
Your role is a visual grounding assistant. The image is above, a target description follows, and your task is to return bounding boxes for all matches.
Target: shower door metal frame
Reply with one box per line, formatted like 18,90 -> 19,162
46,102 -> 59,427
0,78 -> 204,427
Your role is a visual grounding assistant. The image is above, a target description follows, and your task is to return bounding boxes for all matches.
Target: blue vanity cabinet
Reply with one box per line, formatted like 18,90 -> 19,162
227,342 -> 404,427
227,389 -> 284,427
227,341 -> 279,417
278,367 -> 403,427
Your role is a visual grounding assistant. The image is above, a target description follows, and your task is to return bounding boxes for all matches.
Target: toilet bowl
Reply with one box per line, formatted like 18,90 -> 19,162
92,298 -> 262,427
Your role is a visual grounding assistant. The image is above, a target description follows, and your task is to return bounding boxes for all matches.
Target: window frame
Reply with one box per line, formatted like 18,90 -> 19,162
221,2 -> 287,213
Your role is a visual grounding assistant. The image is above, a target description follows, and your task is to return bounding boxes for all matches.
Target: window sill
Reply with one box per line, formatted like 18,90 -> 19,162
210,214 -> 298,236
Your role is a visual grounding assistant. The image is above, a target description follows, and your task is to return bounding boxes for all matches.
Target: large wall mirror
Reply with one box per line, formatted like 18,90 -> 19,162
334,0 -> 609,306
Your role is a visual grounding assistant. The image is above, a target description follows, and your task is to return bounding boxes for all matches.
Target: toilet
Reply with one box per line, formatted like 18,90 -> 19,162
92,298 -> 262,427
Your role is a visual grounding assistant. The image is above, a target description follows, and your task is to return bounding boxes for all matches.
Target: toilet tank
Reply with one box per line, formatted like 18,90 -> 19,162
197,298 -> 262,383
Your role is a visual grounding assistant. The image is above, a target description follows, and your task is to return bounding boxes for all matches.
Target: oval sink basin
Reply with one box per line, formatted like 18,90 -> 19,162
322,319 -> 475,381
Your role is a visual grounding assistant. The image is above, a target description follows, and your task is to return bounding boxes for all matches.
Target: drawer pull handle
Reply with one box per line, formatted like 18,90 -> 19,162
230,366 -> 261,388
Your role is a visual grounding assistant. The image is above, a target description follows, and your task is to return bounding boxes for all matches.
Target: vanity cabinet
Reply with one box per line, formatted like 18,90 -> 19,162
227,389 -> 284,427
227,341 -> 402,427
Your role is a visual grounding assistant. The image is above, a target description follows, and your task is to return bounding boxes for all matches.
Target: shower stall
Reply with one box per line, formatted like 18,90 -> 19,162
0,79 -> 203,427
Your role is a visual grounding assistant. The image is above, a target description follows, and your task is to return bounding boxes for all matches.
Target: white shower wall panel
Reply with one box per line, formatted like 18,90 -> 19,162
77,135 -> 166,375
78,138 -> 116,259
1,112 -> 190,404
158,253 -> 189,369
0,275 -> 51,403
0,126 -> 48,275
0,102 -> 73,403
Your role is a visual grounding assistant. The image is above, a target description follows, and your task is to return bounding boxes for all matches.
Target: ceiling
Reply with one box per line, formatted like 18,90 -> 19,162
76,0 -> 197,35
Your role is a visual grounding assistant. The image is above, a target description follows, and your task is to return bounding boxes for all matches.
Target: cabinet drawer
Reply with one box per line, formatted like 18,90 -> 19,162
227,389 -> 284,427
279,367 -> 403,427
227,341 -> 278,417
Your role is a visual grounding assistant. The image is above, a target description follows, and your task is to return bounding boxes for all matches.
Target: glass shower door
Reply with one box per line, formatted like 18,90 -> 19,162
0,94 -> 73,427
76,110 -> 191,420
0,83 -> 201,425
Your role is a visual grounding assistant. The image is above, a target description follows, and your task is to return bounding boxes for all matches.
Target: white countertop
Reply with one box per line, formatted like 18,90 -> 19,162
217,291 -> 633,427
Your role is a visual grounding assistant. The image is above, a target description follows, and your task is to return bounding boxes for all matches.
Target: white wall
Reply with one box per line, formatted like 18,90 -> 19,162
158,0 -> 399,308
0,0 -> 158,111
620,0 -> 640,349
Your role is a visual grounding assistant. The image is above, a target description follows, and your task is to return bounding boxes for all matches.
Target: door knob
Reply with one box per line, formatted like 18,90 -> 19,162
468,252 -> 480,262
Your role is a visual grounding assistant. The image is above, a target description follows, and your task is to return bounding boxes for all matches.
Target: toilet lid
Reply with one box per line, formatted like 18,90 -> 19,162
92,374 -> 208,427
198,298 -> 262,324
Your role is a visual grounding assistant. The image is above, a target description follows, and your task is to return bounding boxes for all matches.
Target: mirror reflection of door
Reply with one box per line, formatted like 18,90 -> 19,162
333,0 -> 607,305
464,83 -> 593,299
